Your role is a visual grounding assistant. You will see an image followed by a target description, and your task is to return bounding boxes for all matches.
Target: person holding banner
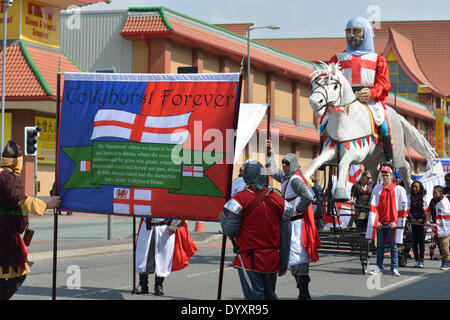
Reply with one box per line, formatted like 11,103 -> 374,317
219,161 -> 292,300
135,218 -> 197,295
365,165 -> 407,276
425,185 -> 450,270
0,141 -> 61,300
266,140 -> 321,300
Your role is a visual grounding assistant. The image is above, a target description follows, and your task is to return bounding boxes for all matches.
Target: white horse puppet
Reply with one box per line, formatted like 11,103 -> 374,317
304,62 -> 436,200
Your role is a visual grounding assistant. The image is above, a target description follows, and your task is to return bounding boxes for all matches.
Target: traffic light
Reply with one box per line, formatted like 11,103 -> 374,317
24,126 -> 42,156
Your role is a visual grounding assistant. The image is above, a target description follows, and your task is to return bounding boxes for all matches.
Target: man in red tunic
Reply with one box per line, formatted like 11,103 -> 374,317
219,161 -> 292,300
326,16 -> 393,164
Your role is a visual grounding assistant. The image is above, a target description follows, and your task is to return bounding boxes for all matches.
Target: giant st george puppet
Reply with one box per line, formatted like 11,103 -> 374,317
327,16 -> 392,164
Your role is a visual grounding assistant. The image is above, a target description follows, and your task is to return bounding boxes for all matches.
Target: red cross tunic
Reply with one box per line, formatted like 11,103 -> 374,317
232,187 -> 285,273
330,52 -> 391,107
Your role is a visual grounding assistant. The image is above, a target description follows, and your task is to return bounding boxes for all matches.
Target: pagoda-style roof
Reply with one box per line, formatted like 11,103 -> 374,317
375,20 -> 450,97
382,28 -> 442,96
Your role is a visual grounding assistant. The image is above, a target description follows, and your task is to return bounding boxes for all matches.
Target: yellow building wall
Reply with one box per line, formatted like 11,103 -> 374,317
37,164 -> 54,197
131,40 -> 148,73
253,69 -> 267,104
203,52 -> 220,73
170,42 -> 192,74
299,83 -> 314,125
297,144 -> 314,172
274,76 -> 292,119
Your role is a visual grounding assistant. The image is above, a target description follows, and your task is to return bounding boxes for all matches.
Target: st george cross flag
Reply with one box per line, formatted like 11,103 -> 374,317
57,72 -> 241,221
349,164 -> 363,184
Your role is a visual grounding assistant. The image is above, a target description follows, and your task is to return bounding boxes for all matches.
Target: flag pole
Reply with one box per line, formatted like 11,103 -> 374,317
266,94 -> 271,185
52,72 -> 61,300
217,57 -> 245,300
132,215 -> 136,294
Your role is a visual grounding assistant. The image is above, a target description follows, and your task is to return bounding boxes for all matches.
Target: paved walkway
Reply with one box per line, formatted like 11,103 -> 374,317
27,210 -> 224,262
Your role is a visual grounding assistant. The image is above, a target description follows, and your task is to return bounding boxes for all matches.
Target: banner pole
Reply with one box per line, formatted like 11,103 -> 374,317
217,58 -> 245,300
266,94 -> 271,185
52,73 -> 61,300
217,234 -> 227,300
132,216 -> 136,295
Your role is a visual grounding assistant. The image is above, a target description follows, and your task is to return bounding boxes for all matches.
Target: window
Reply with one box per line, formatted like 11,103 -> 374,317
388,62 -> 418,101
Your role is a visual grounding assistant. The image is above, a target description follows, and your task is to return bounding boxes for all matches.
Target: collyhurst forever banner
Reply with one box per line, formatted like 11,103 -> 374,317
57,72 -> 240,221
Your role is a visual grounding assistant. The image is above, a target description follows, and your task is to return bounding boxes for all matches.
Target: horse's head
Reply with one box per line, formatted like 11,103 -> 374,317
309,62 -> 355,118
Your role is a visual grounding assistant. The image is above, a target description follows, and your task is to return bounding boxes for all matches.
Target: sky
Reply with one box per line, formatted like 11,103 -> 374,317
79,0 -> 450,38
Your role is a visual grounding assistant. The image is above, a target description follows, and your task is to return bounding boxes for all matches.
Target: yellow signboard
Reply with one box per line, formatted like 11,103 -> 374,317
21,0 -> 59,48
434,109 -> 446,158
0,1 -> 20,40
1,113 -> 12,148
35,116 -> 56,164
0,0 -> 59,48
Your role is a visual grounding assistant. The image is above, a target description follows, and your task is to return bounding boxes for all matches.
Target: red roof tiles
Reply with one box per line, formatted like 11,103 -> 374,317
121,16 -> 171,35
382,28 -> 441,95
0,42 -> 83,99
214,24 -> 254,37
375,21 -> 450,96
257,37 -> 388,63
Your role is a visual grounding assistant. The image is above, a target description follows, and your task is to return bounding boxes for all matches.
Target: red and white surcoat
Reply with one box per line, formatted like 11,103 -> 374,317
282,172 -> 321,264
330,52 -> 391,127
427,196 -> 450,238
365,183 -> 408,244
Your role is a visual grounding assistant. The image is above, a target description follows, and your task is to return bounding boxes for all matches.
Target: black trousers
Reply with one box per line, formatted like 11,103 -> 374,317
411,225 -> 425,262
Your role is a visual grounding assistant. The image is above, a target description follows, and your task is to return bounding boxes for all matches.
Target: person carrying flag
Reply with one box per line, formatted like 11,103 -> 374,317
267,140 -> 321,300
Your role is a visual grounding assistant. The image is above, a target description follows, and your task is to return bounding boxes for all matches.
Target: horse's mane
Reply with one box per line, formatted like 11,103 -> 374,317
310,61 -> 342,83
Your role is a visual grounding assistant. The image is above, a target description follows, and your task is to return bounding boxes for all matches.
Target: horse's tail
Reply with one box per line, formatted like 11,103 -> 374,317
397,113 -> 437,160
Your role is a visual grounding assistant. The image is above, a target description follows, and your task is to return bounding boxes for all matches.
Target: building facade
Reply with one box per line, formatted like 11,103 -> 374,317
0,0 -> 107,197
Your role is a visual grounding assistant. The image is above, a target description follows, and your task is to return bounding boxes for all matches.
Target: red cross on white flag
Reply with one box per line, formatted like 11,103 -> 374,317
113,187 -> 152,215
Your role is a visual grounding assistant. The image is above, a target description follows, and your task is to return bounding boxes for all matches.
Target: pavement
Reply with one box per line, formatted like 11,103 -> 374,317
26,208 -> 224,263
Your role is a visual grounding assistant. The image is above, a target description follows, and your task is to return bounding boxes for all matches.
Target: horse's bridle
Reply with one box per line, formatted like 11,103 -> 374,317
312,78 -> 356,113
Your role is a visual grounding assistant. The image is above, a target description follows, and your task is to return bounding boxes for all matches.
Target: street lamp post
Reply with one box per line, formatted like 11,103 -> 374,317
246,25 -> 280,103
1,0 -> 13,153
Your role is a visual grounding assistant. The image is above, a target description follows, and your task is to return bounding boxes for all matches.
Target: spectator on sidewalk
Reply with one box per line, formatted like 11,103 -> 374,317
425,185 -> 450,270
443,173 -> 450,198
351,170 -> 373,230
407,180 -> 427,268
0,140 -> 61,300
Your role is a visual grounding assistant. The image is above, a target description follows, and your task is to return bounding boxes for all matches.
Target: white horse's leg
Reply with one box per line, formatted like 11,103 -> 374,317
398,160 -> 412,194
334,150 -> 355,201
303,147 -> 336,180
